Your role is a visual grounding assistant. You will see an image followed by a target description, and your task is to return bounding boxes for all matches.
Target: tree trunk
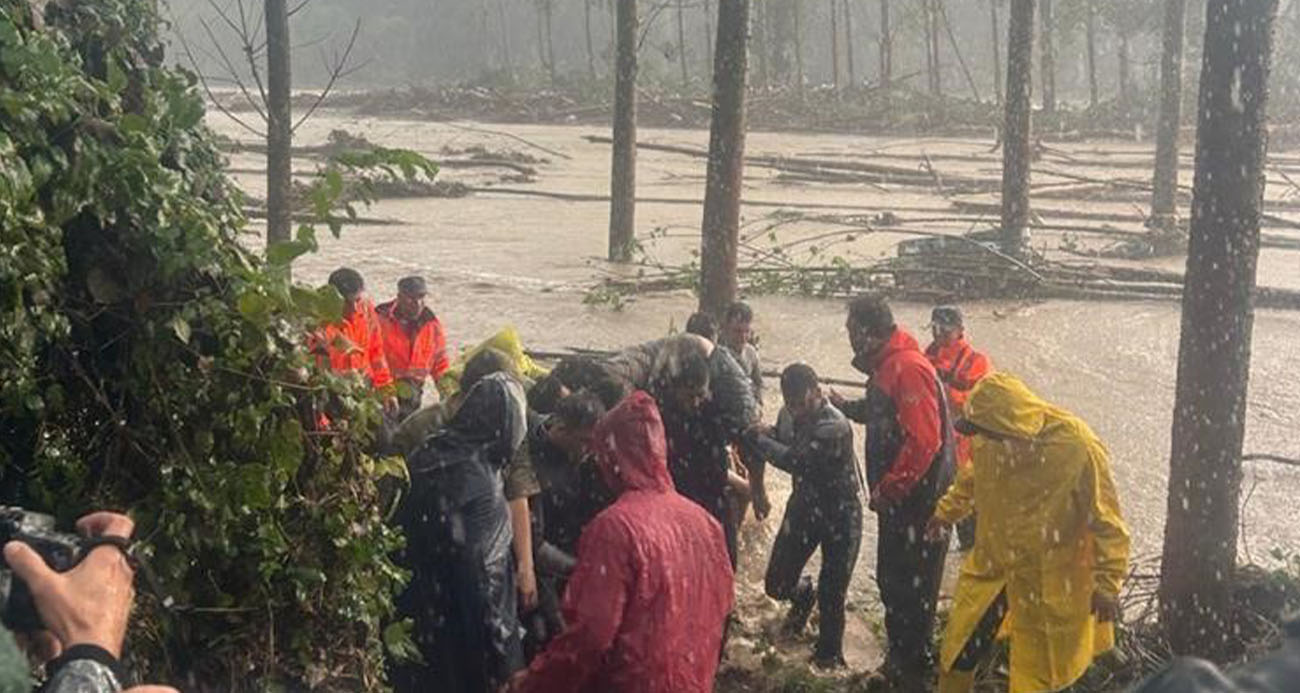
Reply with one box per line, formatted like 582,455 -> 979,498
1160,0 -> 1277,658
1039,0 -> 1056,114
991,0 -> 1002,105
879,0 -> 892,91
609,0 -> 638,262
830,0 -> 841,90
500,0 -> 515,80
678,0 -> 691,90
845,0 -> 856,86
755,0 -> 771,89
699,0 -> 751,318
544,0 -> 558,84
794,0 -> 806,93
1151,0 -> 1188,233
1086,0 -> 1098,109
705,0 -> 716,75
585,0 -> 597,80
1000,0 -> 1035,257
925,0 -> 941,96
1119,31 -> 1132,112
939,0 -> 982,102
265,0 -> 292,251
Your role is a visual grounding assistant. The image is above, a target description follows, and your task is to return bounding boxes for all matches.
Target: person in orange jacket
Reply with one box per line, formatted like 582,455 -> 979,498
924,305 -> 991,551
376,276 -> 450,418
310,267 -> 397,414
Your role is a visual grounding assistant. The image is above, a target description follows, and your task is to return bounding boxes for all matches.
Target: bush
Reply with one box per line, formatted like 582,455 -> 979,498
1,1 -> 419,688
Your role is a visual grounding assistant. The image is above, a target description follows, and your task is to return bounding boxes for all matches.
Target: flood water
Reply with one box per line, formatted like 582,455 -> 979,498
212,111 -> 1300,668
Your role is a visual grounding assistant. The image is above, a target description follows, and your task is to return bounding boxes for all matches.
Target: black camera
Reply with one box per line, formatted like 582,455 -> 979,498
0,507 -> 83,632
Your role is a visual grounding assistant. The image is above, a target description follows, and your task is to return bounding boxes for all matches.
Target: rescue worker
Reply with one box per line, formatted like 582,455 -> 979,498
924,305 -> 992,551
510,391 -> 735,693
375,276 -> 450,419
310,267 -> 397,413
519,392 -> 614,655
745,363 -> 863,668
394,372 -> 530,692
719,301 -> 771,525
830,295 -> 954,690
925,372 -> 1131,693
601,334 -> 760,565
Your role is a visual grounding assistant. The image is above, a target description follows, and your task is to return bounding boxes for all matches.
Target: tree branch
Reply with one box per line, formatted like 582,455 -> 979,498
293,18 -> 363,133
197,16 -> 269,124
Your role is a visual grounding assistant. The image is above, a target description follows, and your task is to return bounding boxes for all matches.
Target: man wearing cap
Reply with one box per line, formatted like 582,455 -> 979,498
829,295 -> 955,690
310,268 -> 397,414
376,276 -> 450,419
925,305 -> 992,551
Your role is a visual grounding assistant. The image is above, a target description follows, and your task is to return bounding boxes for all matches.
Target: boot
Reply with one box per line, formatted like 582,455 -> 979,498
780,576 -> 816,636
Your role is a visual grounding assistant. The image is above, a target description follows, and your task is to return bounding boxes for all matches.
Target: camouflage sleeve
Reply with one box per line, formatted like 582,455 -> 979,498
42,645 -> 125,693
503,438 -> 541,500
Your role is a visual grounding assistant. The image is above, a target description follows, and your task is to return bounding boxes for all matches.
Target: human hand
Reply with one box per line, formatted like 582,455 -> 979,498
924,516 -> 952,543
3,512 -> 136,658
1091,592 -> 1120,623
383,395 -> 400,416
501,669 -> 528,692
828,388 -> 847,408
516,565 -> 538,612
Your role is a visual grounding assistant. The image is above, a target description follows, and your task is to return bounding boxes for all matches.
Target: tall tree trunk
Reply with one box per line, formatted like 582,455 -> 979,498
845,0 -> 856,86
265,0 -> 292,251
755,0 -> 771,89
1119,31 -> 1132,113
700,0 -> 751,318
1000,0 -> 1035,257
705,0 -> 716,75
939,0 -> 982,101
585,0 -> 597,80
609,0 -> 638,262
991,0 -> 1003,105
1086,0 -> 1098,109
794,0 -> 806,93
1039,0 -> 1056,114
1160,0 -> 1277,658
925,0 -> 941,96
879,0 -> 892,92
830,0 -> 841,89
544,0 -> 557,84
678,0 -> 691,90
500,0 -> 515,80
1151,0 -> 1189,233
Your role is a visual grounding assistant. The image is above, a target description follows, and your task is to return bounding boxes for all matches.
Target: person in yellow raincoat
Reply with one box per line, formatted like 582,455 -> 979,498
924,372 -> 1131,693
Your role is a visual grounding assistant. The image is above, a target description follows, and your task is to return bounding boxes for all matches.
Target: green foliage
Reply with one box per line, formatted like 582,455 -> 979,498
0,1 -> 428,688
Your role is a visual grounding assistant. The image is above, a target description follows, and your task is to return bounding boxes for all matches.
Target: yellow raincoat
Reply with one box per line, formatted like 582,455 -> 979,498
435,326 -> 549,400
934,372 -> 1130,693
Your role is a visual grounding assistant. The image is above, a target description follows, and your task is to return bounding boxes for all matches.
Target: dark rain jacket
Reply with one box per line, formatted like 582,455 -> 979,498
1131,617 -> 1300,693
518,392 -> 735,693
395,373 -> 529,691
747,399 -> 863,504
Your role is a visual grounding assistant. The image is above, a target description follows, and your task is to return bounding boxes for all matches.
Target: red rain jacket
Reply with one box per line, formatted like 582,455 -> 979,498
519,391 -> 734,693
309,298 -> 393,389
374,300 -> 450,383
868,329 -> 945,503
925,336 -> 991,467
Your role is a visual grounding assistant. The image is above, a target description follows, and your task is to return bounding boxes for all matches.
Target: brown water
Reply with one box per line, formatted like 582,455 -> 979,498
212,112 -> 1300,671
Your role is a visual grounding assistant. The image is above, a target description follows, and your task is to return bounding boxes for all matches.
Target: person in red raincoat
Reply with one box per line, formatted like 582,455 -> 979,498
924,305 -> 991,551
510,391 -> 735,693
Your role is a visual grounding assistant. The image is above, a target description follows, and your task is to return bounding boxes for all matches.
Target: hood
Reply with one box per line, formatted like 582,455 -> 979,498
590,391 -> 675,495
446,371 -> 529,468
963,371 -> 1049,440
852,327 -> 922,375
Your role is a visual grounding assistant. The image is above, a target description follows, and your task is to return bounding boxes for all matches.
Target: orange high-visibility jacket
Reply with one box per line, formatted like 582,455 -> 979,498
926,336 -> 991,466
375,301 -> 450,384
310,298 -> 394,389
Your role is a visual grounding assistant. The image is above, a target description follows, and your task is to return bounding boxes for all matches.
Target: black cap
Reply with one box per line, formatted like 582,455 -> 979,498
930,305 -> 964,329
398,275 -> 428,297
328,267 -> 364,297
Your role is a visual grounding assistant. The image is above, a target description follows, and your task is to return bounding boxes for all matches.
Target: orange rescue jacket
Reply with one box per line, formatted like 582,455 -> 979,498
375,300 -> 450,384
310,298 -> 394,389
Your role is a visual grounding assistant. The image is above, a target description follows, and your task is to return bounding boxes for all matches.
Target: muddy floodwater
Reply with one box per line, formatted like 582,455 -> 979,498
212,111 -> 1300,671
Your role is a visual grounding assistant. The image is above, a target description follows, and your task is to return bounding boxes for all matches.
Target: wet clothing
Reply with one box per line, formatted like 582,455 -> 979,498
309,298 -> 393,389
748,401 -> 863,661
519,392 -> 735,693
375,301 -> 449,416
437,326 -> 548,400
394,373 -> 530,692
838,327 -> 955,680
934,372 -> 1130,693
602,335 -> 759,564
926,335 -> 991,551
722,340 -> 764,405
